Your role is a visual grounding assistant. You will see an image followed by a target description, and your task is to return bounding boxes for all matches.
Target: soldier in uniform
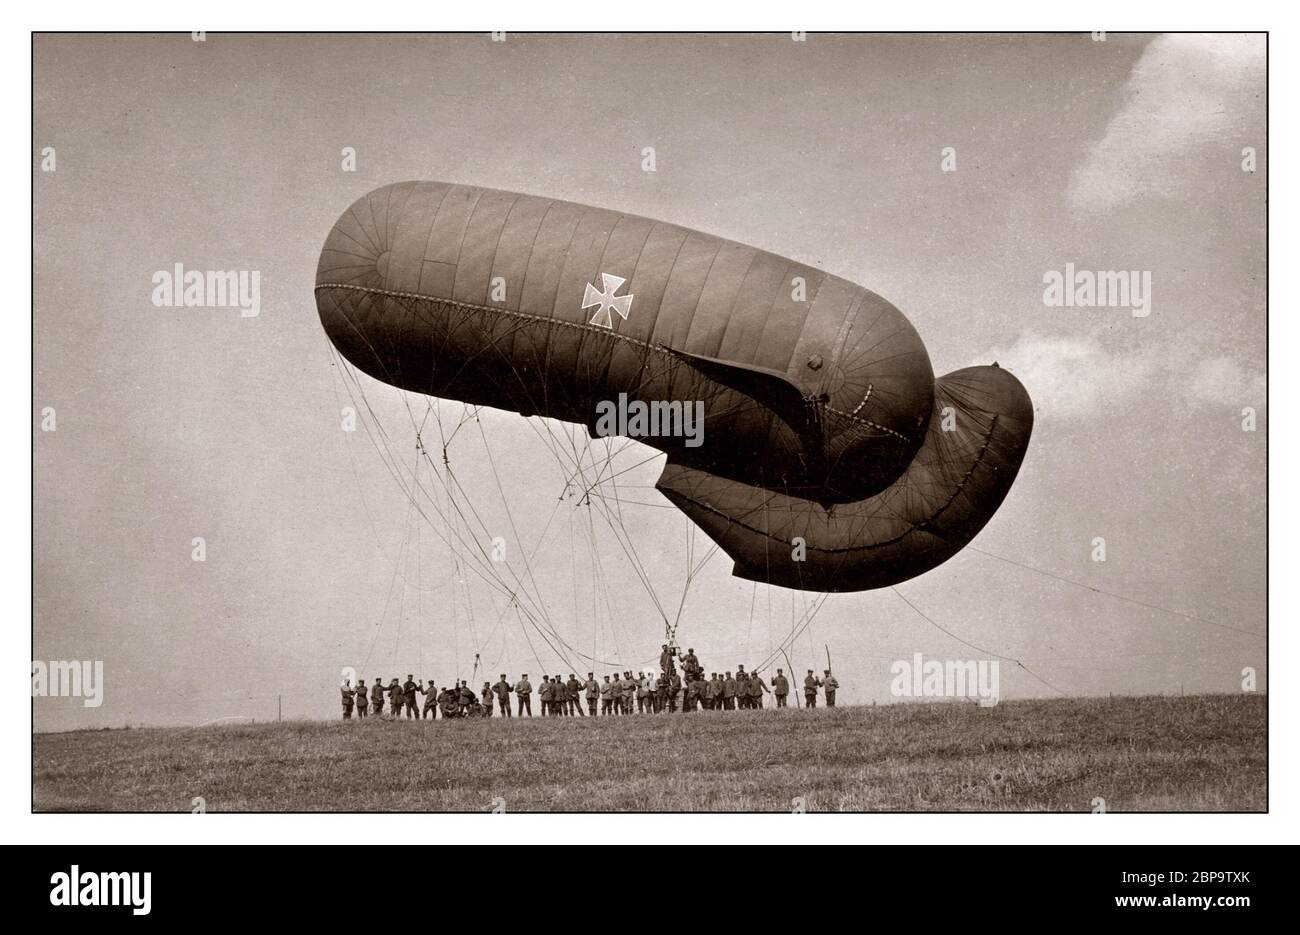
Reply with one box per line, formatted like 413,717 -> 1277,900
622,672 -> 637,714
735,670 -> 750,709
772,669 -> 789,708
439,684 -> 460,718
804,670 -> 822,708
492,674 -> 513,717
354,679 -> 368,719
682,648 -> 700,680
750,671 -> 770,709
566,674 -> 584,717
636,672 -> 651,714
421,680 -> 438,719
583,672 -> 599,717
600,675 -> 614,715
372,676 -> 386,717
659,643 -> 675,676
515,673 -> 532,716
538,674 -> 552,716
481,682 -> 495,717
667,672 -> 682,713
402,675 -> 421,719
341,680 -> 355,719
722,671 -> 737,710
823,669 -> 840,707
388,678 -> 403,717
458,680 -> 475,716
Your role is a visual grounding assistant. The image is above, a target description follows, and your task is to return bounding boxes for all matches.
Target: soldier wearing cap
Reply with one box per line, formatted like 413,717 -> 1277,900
583,672 -> 599,717
599,675 -> 615,715
372,676 -> 386,716
402,675 -> 421,719
422,679 -> 438,719
387,678 -> 403,717
341,680 -> 355,719
722,671 -> 737,710
492,674 -> 513,717
515,673 -> 532,716
354,679 -> 368,719
804,670 -> 822,708
749,671 -> 770,709
457,680 -> 475,715
622,671 -> 637,714
566,674 -> 584,717
659,643 -> 675,676
682,648 -> 700,680
538,674 -> 552,716
823,669 -> 839,707
667,672 -> 682,713
772,669 -> 789,708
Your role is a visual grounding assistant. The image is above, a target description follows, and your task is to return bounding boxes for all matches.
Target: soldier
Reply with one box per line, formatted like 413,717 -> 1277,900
354,679 -> 368,719
341,680 -> 355,719
388,678 -> 403,717
823,669 -> 839,707
772,669 -> 789,708
750,671 -> 770,709
682,648 -> 700,680
402,675 -> 421,719
482,682 -> 495,717
636,672 -> 651,714
458,680 -> 475,716
566,674 -> 584,717
372,676 -> 385,717
735,670 -> 750,709
516,673 -> 533,716
555,676 -> 570,716
538,674 -> 552,716
422,679 -> 438,719
659,643 -> 674,676
667,672 -> 682,713
622,671 -> 637,714
600,675 -> 615,715
804,670 -> 822,708
493,674 -> 513,717
439,684 -> 460,718
584,672 -> 600,717
722,671 -> 737,710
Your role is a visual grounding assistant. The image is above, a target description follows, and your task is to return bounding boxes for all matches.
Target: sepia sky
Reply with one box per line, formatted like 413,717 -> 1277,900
33,33 -> 1266,730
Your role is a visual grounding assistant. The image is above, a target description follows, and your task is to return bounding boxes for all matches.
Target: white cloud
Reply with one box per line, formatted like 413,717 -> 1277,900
978,335 -> 1263,420
1068,34 -> 1264,214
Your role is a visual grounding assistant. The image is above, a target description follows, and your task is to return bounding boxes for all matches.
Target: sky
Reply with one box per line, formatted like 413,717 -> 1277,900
33,33 -> 1266,730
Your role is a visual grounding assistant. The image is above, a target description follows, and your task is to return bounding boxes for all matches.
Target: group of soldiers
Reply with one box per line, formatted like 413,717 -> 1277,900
338,645 -> 840,719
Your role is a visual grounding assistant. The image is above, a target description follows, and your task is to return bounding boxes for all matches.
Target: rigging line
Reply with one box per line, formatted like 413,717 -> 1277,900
966,546 -> 1264,640
577,451 -> 666,496
890,586 -> 1067,697
360,487 -> 417,672
336,363 -> 571,660
753,592 -> 831,673
440,436 -> 565,641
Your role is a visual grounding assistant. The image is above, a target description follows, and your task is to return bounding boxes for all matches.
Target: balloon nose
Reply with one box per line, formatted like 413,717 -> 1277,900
315,184 -> 403,291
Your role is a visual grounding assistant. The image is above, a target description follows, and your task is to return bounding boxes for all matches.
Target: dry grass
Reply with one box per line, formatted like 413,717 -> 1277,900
33,693 -> 1265,812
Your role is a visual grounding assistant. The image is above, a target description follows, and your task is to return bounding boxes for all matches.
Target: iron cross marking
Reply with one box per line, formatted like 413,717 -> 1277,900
582,273 -> 634,328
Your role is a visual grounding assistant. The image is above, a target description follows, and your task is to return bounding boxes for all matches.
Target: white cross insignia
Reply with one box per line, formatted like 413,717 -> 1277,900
582,273 -> 634,328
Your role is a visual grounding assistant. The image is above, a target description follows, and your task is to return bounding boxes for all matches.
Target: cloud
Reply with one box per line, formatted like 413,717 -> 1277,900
1068,34 -> 1264,214
978,334 -> 1263,420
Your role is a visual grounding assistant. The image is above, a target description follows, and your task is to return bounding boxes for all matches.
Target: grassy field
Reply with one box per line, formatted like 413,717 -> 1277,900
33,694 -> 1265,812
